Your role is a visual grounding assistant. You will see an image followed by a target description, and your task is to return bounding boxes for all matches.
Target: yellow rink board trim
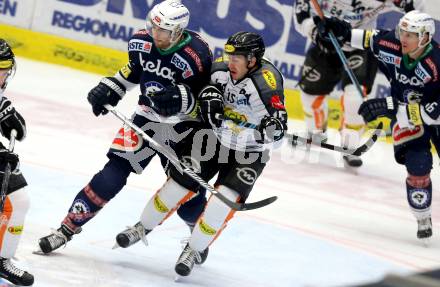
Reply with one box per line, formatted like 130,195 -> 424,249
0,23 -> 127,75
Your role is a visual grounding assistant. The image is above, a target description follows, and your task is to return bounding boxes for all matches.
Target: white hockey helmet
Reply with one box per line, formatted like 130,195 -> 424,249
397,10 -> 435,48
146,0 -> 190,46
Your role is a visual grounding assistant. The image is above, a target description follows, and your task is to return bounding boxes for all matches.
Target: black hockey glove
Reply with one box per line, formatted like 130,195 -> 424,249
87,77 -> 126,116
0,97 -> 26,141
393,0 -> 415,12
313,16 -> 352,51
358,97 -> 398,123
256,115 -> 285,144
0,149 -> 19,171
198,86 -> 224,128
147,84 -> 193,117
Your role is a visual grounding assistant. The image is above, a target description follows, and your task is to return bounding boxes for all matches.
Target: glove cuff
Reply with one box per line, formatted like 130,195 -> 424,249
101,77 -> 126,99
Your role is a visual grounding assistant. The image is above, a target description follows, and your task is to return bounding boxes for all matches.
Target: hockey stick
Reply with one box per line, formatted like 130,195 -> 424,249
103,105 -> 277,211
0,129 -> 17,212
216,114 -> 383,157
310,0 -> 364,99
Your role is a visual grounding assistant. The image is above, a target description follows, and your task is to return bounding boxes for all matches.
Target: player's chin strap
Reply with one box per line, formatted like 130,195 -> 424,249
103,105 -> 277,211
0,129 -> 17,212
310,0 -> 365,99
216,114 -> 383,157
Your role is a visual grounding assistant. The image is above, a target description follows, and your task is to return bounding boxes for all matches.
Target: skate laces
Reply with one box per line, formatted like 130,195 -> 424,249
124,223 -> 148,247
1,258 -> 25,277
178,244 -> 201,267
47,228 -> 69,250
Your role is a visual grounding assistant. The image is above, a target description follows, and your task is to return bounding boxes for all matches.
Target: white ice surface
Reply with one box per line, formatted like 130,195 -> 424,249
1,58 -> 439,287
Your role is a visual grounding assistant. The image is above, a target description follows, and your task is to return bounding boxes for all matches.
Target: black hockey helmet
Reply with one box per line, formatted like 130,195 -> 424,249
224,31 -> 265,62
0,39 -> 15,70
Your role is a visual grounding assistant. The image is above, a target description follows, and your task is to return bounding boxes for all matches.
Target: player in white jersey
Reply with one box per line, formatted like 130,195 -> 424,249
0,39 -> 33,286
113,31 -> 287,277
293,0 -> 424,167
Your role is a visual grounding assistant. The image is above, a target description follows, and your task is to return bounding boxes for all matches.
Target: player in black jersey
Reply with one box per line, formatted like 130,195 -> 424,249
317,10 -> 439,243
38,0 -> 213,254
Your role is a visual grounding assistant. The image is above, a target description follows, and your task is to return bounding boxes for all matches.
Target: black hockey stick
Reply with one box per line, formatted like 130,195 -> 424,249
0,129 -> 17,212
104,105 -> 277,211
216,114 -> 383,156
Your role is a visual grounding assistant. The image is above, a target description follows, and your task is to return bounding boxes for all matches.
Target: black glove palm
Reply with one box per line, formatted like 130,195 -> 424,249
313,16 -> 352,51
358,97 -> 398,123
0,97 -> 26,141
198,86 -> 224,128
87,77 -> 125,116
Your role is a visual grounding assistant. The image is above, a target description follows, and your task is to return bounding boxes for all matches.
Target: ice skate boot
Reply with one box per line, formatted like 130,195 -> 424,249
114,221 -> 150,249
38,225 -> 80,254
0,257 -> 34,286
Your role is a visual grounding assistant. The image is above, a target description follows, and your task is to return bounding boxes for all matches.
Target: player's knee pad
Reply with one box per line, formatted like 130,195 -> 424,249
189,186 -> 239,251
301,92 -> 328,133
177,188 -> 207,226
140,178 -> 195,230
406,173 -> 432,219
89,157 -> 132,201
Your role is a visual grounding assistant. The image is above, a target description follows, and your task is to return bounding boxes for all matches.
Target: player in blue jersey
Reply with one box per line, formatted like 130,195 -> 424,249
316,10 -> 439,242
38,0 -> 213,255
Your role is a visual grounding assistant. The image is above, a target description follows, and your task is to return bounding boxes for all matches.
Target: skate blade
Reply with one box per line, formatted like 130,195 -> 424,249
32,249 -> 48,255
112,242 -> 120,250
174,275 -> 184,282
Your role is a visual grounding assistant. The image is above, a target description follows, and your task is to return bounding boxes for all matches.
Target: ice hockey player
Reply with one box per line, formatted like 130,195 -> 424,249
114,31 -> 287,277
293,0 -> 424,167
317,10 -> 439,242
0,39 -> 34,286
38,0 -> 212,257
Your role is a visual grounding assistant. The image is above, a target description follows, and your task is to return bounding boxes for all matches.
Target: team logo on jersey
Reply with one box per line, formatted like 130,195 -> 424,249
409,189 -> 430,209
395,71 -> 423,87
153,195 -> 169,213
171,53 -> 194,79
184,46 -> 204,72
144,81 -> 165,95
403,90 -> 422,104
302,65 -> 321,82
425,58 -> 439,82
139,55 -> 176,83
128,39 -> 152,53
415,64 -> 432,84
236,167 -> 257,185
378,51 -> 401,67
198,219 -> 216,235
262,69 -> 277,90
348,55 -> 364,70
8,225 -> 23,235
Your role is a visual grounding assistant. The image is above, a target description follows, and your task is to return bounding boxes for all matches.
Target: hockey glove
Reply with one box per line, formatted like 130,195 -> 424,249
198,86 -> 224,128
256,115 -> 285,144
0,149 -> 19,171
313,16 -> 352,49
358,97 -> 398,123
87,77 -> 126,116
147,84 -> 194,117
393,0 -> 415,12
0,97 -> 26,141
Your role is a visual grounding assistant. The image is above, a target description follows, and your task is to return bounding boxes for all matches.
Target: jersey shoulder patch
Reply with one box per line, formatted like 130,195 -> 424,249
128,30 -> 154,53
252,60 -> 283,93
